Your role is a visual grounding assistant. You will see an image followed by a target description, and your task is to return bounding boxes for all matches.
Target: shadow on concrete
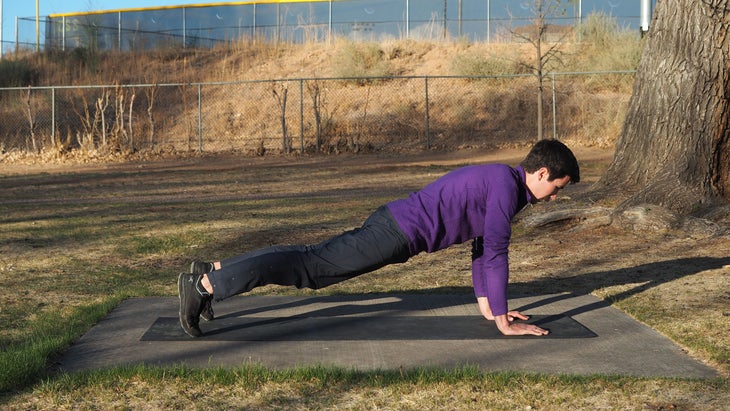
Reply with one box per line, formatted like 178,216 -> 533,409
206,256 -> 729,320
509,256 -> 729,313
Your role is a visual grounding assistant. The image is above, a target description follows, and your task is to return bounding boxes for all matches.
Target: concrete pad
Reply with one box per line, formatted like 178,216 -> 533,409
58,293 -> 719,378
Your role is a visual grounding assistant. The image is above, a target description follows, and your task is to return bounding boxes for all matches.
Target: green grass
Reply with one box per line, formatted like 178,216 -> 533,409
0,297 -> 122,393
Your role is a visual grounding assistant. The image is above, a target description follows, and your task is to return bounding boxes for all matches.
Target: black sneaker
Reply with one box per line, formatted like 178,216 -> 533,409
190,261 -> 213,275
190,261 -> 215,321
177,272 -> 211,338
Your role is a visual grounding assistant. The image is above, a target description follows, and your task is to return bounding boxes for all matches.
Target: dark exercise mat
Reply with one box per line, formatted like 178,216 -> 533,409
141,314 -> 596,341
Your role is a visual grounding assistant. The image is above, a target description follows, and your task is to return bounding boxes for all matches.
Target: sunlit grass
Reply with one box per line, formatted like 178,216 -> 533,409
17,364 -> 728,410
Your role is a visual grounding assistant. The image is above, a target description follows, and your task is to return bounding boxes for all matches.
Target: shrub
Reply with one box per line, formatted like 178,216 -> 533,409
572,12 -> 643,71
333,42 -> 393,83
0,60 -> 38,87
579,12 -> 620,48
451,50 -> 529,77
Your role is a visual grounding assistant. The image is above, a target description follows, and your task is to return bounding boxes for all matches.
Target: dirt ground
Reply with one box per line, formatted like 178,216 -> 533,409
1,146 -> 728,376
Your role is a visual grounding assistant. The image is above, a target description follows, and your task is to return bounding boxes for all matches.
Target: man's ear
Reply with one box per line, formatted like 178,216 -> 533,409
536,167 -> 550,181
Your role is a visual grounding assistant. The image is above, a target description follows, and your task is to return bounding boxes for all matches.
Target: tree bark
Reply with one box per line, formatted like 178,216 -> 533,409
591,0 -> 730,214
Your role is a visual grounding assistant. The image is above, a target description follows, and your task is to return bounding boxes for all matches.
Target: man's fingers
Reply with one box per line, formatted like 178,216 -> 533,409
505,311 -> 549,335
507,311 -> 529,321
530,326 -> 549,336
518,323 -> 548,336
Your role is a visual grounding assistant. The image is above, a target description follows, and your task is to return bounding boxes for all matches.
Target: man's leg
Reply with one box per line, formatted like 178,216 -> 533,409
208,206 -> 410,299
179,206 -> 410,337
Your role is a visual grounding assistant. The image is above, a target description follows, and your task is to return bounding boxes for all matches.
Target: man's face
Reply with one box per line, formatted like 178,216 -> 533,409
529,168 -> 571,202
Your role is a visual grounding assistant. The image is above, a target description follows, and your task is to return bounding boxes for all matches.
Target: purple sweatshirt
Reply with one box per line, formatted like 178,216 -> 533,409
386,164 -> 532,316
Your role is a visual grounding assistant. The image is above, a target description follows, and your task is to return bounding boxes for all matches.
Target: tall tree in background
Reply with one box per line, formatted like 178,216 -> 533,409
513,0 -> 568,141
592,0 -> 729,214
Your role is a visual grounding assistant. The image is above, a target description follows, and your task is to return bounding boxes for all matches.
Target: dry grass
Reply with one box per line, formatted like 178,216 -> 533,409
9,373 -> 727,410
1,30 -> 641,160
0,147 -> 728,409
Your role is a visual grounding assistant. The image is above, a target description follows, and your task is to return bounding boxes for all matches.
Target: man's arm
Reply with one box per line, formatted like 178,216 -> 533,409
474,168 -> 547,336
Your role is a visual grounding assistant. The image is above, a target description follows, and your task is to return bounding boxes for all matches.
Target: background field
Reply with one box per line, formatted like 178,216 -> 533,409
1,146 -> 728,409
1,14 -> 728,407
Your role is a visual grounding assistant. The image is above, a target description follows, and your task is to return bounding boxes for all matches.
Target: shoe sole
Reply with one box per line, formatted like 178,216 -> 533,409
178,273 -> 203,338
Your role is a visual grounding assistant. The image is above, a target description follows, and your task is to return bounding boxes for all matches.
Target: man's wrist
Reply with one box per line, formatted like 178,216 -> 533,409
477,296 -> 495,320
494,315 -> 512,333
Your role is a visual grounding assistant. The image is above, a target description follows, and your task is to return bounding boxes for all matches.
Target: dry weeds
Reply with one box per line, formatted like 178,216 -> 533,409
2,35 -> 639,161
9,377 -> 726,410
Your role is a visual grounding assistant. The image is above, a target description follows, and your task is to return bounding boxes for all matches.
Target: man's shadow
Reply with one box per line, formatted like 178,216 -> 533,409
202,256 -> 728,336
510,256 -> 730,316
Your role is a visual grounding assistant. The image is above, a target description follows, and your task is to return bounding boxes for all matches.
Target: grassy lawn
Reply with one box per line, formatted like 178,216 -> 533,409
0,149 -> 727,410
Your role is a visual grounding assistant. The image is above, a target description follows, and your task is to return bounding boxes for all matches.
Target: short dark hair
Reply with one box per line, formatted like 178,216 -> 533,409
520,139 -> 580,183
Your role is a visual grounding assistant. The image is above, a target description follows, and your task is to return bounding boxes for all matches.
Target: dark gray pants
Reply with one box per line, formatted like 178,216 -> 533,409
208,206 -> 412,300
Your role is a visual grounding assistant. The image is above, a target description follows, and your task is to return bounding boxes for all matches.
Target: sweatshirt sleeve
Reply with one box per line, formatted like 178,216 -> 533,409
471,178 -> 519,317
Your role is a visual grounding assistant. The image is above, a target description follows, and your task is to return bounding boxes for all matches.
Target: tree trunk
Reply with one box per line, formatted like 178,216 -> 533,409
591,0 -> 730,214
536,0 -> 545,141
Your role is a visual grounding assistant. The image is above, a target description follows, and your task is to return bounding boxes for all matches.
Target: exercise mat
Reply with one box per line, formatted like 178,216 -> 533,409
142,314 -> 596,341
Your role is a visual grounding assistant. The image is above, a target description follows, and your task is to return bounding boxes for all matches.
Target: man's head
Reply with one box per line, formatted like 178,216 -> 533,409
520,139 -> 580,202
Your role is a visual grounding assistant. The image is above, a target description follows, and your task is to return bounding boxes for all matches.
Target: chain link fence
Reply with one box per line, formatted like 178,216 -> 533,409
0,71 -> 633,157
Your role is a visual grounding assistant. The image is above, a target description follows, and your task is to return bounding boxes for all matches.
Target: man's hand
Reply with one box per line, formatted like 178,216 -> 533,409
477,297 -> 548,336
495,313 -> 549,336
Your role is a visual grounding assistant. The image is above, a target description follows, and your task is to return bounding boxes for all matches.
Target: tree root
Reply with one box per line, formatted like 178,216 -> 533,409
515,202 -> 728,239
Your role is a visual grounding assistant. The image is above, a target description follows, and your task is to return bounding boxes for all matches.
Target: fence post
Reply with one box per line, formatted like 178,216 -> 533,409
328,0 -> 333,44
405,0 -> 410,38
62,16 -> 67,50
551,72 -> 557,139
183,8 -> 187,48
197,83 -> 203,152
424,77 -> 430,149
118,12 -> 122,51
51,87 -> 56,143
300,79 -> 304,154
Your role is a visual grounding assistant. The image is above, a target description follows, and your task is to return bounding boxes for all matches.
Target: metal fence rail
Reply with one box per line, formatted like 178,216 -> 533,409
8,1 -> 650,54
0,71 -> 634,156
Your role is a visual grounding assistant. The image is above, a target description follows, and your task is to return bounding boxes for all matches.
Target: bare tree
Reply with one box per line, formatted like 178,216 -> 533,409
112,84 -> 127,149
23,87 -> 38,153
591,0 -> 730,214
307,80 -> 324,152
144,79 -> 158,146
96,91 -> 110,147
129,91 -> 136,150
511,0 -> 568,140
272,82 -> 292,154
71,92 -> 101,151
